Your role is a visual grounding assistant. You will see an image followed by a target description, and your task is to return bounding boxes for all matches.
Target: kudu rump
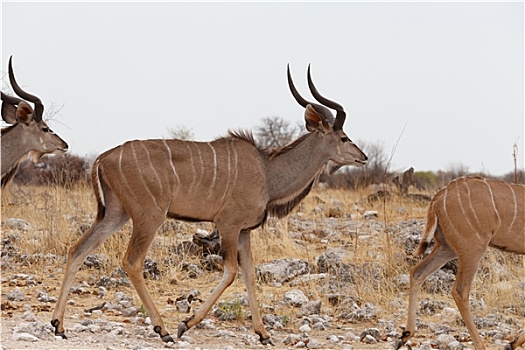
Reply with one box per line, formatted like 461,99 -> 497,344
51,66 -> 367,343
395,176 -> 525,350
1,56 -> 68,188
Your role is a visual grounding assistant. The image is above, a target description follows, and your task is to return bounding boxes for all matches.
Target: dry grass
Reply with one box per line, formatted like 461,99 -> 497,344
1,182 -> 523,341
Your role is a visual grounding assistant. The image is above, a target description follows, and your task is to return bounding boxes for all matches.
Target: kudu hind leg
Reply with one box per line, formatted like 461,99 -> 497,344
122,217 -> 174,342
178,225 -> 240,337
395,241 -> 456,349
237,230 -> 271,344
452,253 -> 487,350
51,208 -> 129,337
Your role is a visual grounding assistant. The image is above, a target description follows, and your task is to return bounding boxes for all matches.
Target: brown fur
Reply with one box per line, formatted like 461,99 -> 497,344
51,69 -> 368,344
398,176 -> 525,350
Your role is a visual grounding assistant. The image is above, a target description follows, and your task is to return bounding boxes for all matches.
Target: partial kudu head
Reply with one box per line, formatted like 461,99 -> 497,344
1,56 -> 68,187
287,64 -> 367,168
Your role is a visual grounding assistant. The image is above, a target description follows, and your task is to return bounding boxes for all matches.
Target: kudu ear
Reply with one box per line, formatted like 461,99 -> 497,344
15,101 -> 35,125
1,102 -> 18,124
304,104 -> 330,133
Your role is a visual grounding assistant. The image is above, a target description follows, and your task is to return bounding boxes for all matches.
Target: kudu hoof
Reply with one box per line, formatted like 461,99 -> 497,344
177,321 -> 189,338
161,334 -> 175,343
260,336 -> 273,346
51,319 -> 67,339
153,326 -> 174,343
394,338 -> 412,350
503,344 -> 513,350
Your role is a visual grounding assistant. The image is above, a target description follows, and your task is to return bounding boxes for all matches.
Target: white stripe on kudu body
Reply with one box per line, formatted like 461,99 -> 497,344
51,65 -> 368,345
162,140 -> 181,193
396,176 -> 525,350
207,142 -> 218,199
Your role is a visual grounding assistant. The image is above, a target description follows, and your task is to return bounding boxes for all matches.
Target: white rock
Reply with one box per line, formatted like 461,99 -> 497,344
363,210 -> 378,219
436,333 -> 457,346
12,332 -> 38,342
299,324 -> 311,332
362,334 -> 377,344
284,289 -> 309,307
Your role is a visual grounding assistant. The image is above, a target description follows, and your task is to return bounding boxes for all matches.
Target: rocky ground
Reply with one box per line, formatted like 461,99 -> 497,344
1,194 -> 523,350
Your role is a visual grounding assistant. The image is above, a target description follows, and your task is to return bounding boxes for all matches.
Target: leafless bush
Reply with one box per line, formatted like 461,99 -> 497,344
255,116 -> 303,149
502,169 -> 525,185
166,124 -> 195,141
14,154 -> 90,187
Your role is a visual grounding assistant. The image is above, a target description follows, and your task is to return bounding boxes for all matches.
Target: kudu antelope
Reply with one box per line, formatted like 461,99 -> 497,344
51,65 -> 368,343
395,176 -> 525,350
1,56 -> 68,188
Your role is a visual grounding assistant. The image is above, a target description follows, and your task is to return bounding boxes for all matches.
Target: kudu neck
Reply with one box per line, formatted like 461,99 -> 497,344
1,125 -> 32,176
266,132 -> 329,200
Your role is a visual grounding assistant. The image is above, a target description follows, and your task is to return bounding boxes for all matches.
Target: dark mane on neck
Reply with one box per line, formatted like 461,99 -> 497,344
1,166 -> 19,189
216,129 -> 268,153
267,176 -> 318,219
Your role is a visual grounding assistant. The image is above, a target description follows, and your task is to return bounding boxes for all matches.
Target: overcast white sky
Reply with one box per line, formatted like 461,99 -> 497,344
2,1 -> 523,176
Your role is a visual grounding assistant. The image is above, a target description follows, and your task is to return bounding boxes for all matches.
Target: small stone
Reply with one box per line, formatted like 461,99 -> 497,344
328,335 -> 340,343
436,333 -> 456,346
176,300 -> 191,313
91,310 -> 103,316
306,338 -> 325,349
363,210 -> 378,219
284,334 -> 301,345
362,334 -> 377,344
7,287 -> 25,301
12,332 -> 38,342
449,341 -> 466,350
284,289 -> 309,307
299,324 -> 311,332
299,300 -> 322,316
22,311 -> 36,321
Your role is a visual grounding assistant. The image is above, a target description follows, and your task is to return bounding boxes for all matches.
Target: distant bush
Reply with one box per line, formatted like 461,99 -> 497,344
412,171 -> 437,190
255,116 -> 302,149
14,153 -> 90,187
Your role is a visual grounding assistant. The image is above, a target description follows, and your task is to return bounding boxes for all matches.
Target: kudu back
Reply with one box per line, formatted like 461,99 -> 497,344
1,56 -> 68,188
51,65 -> 367,344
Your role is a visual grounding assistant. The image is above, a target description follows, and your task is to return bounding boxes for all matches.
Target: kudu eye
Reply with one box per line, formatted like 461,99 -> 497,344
340,136 -> 349,143
42,127 -> 50,132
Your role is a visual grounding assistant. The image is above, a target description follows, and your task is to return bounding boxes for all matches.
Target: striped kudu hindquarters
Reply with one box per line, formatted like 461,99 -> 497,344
51,65 -> 368,344
1,56 -> 68,188
395,176 -> 525,350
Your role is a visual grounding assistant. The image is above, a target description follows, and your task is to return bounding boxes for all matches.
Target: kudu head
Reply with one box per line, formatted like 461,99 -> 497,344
287,64 -> 367,168
1,56 -> 68,158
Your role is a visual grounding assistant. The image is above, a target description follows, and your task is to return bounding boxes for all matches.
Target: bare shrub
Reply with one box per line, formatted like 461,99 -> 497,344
167,124 -> 195,141
14,154 -> 90,187
255,116 -> 302,149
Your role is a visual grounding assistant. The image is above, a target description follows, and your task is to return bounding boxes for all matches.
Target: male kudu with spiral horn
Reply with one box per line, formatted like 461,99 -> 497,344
1,56 -> 68,188
51,65 -> 367,344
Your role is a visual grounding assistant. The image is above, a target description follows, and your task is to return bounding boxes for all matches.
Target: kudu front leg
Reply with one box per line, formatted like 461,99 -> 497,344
237,230 -> 272,345
452,255 -> 486,350
123,219 -> 174,343
177,227 -> 240,338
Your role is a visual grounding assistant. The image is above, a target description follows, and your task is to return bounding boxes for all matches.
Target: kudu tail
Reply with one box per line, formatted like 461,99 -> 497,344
91,159 -> 106,222
415,201 -> 438,256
